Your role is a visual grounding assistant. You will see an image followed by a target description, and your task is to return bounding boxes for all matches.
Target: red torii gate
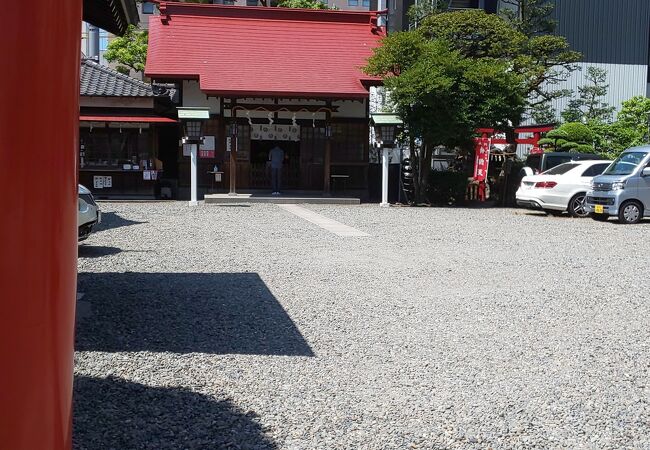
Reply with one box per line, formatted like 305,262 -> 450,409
476,125 -> 555,154
471,125 -> 554,201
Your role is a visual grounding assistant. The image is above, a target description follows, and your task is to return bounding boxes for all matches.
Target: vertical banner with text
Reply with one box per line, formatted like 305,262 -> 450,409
473,137 -> 491,181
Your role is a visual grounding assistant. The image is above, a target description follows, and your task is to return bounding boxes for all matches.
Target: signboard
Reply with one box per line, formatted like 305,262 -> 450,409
177,108 -> 210,120
200,135 -> 216,159
473,137 -> 490,182
93,176 -> 112,189
251,124 -> 300,142
226,137 -> 232,152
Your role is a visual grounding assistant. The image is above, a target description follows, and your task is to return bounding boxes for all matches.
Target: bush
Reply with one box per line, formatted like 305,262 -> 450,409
426,171 -> 469,205
559,122 -> 594,143
540,122 -> 594,152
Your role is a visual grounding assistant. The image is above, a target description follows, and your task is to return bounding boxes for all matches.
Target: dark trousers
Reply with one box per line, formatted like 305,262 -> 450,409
271,167 -> 281,192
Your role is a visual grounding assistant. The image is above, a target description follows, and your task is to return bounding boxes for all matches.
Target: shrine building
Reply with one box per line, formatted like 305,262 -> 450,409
145,2 -> 385,197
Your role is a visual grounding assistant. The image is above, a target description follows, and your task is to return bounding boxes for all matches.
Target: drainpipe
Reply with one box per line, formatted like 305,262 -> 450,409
88,23 -> 100,62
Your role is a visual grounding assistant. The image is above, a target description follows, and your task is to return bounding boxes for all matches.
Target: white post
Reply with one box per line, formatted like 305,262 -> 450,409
380,146 -> 389,207
189,143 -> 198,206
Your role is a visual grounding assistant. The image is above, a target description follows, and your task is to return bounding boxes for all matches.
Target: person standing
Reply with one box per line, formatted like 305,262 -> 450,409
269,144 -> 285,195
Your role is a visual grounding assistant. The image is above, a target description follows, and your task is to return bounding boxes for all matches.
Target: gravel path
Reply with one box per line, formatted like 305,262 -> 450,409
75,202 -> 650,449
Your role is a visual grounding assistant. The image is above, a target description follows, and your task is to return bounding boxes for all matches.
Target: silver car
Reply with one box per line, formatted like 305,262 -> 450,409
585,146 -> 650,224
78,184 -> 101,240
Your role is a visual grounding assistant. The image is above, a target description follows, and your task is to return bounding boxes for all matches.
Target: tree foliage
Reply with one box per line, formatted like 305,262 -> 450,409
561,67 -> 615,123
103,25 -> 148,75
498,0 -> 556,35
601,96 -> 650,156
497,0 -> 580,118
538,122 -> 593,152
365,29 -> 526,201
276,0 -> 328,8
409,3 -> 579,127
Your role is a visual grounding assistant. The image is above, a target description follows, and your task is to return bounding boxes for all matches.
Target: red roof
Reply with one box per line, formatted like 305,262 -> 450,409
145,3 -> 385,99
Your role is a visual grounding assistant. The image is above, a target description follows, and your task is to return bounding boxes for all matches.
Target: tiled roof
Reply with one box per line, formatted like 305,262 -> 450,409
145,3 -> 384,98
80,58 -> 154,97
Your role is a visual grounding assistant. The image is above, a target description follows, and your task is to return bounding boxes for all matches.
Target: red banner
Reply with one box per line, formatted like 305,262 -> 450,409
473,137 -> 490,181
199,149 -> 215,158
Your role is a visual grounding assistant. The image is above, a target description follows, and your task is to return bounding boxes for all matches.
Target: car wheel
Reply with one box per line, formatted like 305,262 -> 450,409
618,200 -> 643,224
590,213 -> 609,222
568,193 -> 589,218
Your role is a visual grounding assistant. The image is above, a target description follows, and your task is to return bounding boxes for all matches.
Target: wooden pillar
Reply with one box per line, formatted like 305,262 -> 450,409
0,1 -> 82,449
323,110 -> 332,195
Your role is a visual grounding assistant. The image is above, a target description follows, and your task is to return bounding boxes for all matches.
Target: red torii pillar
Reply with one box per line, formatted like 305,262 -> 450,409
1,2 -> 82,449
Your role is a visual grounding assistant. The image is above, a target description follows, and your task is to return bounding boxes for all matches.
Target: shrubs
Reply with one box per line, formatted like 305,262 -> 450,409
538,122 -> 594,153
426,171 -> 468,205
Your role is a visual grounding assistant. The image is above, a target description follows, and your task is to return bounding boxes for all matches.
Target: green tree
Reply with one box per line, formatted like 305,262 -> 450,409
276,0 -> 328,8
103,25 -> 148,75
414,6 -> 579,134
407,0 -> 448,29
604,96 -> 650,155
365,33 -> 526,202
561,67 -> 615,123
498,0 -> 556,35
497,0 -> 581,122
538,122 -> 593,152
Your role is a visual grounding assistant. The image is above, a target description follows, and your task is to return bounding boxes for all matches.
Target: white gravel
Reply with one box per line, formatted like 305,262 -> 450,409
75,202 -> 650,449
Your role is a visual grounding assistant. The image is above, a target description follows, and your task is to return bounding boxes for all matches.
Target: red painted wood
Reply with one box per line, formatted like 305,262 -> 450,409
514,125 -> 554,133
0,2 -> 82,449
80,115 -> 178,123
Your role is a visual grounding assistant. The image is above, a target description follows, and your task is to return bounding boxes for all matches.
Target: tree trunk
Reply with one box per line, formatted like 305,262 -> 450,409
414,141 -> 432,204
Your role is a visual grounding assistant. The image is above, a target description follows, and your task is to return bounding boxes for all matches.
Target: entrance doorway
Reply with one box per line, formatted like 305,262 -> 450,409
250,140 -> 300,189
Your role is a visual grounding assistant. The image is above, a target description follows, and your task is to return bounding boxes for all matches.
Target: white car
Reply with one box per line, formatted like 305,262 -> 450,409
78,184 -> 101,241
516,160 -> 612,217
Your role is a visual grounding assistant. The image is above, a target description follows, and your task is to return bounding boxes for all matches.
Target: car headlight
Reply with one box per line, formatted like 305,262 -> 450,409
612,181 -> 626,190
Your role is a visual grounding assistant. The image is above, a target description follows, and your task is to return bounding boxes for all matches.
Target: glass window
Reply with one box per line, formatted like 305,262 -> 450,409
142,2 -> 155,14
542,163 -> 579,175
246,0 -> 258,5
361,0 -> 370,6
603,152 -> 648,175
80,127 -> 151,169
348,0 -> 359,6
581,163 -> 610,177
99,30 -> 109,52
544,155 -> 572,171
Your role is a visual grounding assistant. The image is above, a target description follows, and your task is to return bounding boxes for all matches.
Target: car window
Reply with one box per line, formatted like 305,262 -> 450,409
544,155 -> 572,170
543,163 -> 579,175
581,163 -> 610,177
525,154 -> 541,171
603,152 -> 649,175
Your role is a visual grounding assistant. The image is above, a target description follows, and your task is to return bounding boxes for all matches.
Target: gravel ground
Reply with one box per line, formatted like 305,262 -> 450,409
75,202 -> 650,450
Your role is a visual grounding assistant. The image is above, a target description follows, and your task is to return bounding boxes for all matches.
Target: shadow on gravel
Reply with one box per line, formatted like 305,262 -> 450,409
78,245 -> 122,258
76,272 -> 314,356
94,211 -> 147,233
74,375 -> 276,450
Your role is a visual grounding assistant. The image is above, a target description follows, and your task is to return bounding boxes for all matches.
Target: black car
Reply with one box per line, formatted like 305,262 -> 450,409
524,152 -> 605,175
